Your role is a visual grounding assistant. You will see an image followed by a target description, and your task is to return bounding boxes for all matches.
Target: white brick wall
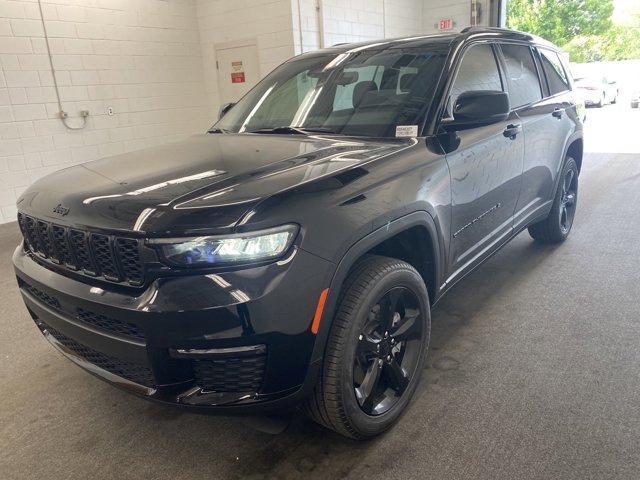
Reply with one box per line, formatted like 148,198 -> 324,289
385,0 -> 423,38
422,0 -> 490,34
196,0 -> 296,119
0,0 -> 211,224
1,0 -> 488,224
292,0 -> 488,54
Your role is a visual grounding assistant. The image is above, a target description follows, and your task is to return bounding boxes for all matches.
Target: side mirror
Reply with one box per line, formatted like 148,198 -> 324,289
444,90 -> 510,130
218,102 -> 235,120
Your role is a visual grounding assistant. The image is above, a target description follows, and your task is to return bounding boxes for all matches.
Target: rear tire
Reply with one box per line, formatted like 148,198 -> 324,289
528,156 -> 578,244
303,255 -> 430,439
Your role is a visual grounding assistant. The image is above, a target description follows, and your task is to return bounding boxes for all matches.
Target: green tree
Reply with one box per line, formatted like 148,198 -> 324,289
506,0 -> 614,46
565,26 -> 640,62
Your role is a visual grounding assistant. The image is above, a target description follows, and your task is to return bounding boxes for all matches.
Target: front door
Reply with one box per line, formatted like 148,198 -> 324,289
444,43 -> 525,282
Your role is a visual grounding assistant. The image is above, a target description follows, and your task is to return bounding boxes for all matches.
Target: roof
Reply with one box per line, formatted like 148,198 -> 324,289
305,27 -> 559,56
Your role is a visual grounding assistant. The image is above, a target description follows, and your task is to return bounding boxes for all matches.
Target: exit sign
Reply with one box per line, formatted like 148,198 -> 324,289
438,18 -> 453,30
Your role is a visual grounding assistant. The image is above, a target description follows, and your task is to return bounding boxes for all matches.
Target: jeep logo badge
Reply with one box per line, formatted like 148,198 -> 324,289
52,203 -> 70,216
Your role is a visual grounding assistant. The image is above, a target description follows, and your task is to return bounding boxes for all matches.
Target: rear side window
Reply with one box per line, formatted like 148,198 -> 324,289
449,44 -> 503,112
501,44 -> 542,108
539,48 -> 570,95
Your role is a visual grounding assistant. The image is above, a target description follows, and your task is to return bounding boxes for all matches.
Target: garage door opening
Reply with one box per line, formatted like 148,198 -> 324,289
507,0 -> 640,154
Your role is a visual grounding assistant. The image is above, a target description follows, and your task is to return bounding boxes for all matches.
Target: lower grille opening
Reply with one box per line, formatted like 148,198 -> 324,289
19,279 -> 146,343
76,308 -> 145,342
40,323 -> 155,388
22,283 -> 60,311
193,353 -> 266,393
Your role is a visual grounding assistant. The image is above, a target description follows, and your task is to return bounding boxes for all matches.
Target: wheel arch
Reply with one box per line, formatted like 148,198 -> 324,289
309,211 -> 444,364
565,137 -> 583,173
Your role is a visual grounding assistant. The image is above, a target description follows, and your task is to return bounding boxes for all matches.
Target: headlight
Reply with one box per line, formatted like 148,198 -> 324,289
149,224 -> 298,267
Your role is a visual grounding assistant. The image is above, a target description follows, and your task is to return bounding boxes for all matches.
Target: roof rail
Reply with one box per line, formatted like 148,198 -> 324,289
461,26 -> 515,34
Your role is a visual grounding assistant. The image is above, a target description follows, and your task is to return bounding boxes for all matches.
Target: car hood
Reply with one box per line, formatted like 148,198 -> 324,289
17,133 -> 409,235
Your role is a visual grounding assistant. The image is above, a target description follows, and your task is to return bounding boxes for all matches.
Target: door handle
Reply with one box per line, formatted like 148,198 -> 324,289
552,108 -> 565,119
503,124 -> 521,140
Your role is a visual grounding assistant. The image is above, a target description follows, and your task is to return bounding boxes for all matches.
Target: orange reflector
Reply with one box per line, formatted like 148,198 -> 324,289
310,288 -> 329,335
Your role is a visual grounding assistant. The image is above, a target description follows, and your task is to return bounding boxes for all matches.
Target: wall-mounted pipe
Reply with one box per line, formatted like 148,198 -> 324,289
37,0 -> 88,130
317,0 -> 325,48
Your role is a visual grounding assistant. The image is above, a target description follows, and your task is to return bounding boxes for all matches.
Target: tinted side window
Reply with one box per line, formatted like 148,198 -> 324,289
501,44 -> 542,108
449,44 -> 503,111
539,48 -> 570,95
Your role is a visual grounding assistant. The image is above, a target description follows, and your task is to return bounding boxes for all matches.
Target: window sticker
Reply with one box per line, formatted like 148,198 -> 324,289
395,125 -> 418,137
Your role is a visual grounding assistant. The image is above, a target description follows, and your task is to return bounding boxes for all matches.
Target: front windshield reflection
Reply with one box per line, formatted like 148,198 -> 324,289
214,45 -> 448,138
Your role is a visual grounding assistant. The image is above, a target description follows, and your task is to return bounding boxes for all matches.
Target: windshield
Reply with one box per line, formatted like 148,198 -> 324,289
213,45 -> 448,138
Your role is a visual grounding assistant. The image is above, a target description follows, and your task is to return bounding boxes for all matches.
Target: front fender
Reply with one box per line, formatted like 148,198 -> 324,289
308,210 -> 443,366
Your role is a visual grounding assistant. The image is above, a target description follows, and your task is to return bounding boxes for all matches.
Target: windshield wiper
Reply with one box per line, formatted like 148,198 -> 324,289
208,127 -> 231,134
247,126 -> 339,135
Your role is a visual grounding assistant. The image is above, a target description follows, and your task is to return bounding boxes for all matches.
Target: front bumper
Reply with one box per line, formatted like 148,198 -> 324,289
580,90 -> 603,105
14,244 -> 334,413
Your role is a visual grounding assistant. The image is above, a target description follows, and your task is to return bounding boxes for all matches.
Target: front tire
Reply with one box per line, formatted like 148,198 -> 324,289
528,156 -> 579,244
304,256 -> 430,439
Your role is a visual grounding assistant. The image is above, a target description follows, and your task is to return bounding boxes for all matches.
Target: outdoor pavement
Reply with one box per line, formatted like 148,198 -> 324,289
1,102 -> 640,480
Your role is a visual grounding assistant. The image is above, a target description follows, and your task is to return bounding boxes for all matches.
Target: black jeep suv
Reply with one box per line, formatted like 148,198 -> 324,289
14,28 -> 582,439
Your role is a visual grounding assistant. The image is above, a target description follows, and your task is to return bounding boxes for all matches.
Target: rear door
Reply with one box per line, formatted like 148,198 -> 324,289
497,43 -> 552,230
444,43 -> 525,282
500,44 -> 575,231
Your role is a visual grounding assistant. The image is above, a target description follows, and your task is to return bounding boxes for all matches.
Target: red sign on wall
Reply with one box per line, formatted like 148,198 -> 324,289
230,60 -> 245,83
231,72 -> 245,83
438,18 -> 453,31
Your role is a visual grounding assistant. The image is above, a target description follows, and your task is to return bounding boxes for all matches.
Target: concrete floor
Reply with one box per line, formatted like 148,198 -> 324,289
2,104 -> 640,480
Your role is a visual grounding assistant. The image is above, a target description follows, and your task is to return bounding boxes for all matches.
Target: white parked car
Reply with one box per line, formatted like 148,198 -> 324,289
575,76 -> 618,107
632,91 -> 639,109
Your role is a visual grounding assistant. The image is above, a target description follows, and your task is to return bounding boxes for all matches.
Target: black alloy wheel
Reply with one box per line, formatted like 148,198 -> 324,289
528,156 -> 579,243
559,167 -> 577,235
303,255 -> 431,439
353,287 -> 423,415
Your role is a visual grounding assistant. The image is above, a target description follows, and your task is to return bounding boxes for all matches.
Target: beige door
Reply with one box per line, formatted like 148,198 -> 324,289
215,43 -> 260,104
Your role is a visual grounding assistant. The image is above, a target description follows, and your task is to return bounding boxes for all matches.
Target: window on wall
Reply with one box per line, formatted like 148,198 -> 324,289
449,44 -> 503,114
500,44 -> 542,108
539,48 -> 570,95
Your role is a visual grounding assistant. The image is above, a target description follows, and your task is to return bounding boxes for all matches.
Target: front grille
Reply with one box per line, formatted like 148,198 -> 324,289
193,352 -> 266,393
18,213 -> 144,286
69,229 -> 95,274
115,238 -> 144,285
91,234 -> 120,280
51,225 -> 72,266
41,323 -> 155,387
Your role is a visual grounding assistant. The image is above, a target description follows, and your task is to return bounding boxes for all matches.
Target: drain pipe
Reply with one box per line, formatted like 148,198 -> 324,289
37,0 -> 88,130
296,0 -> 304,53
382,0 -> 386,38
317,0 -> 325,48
